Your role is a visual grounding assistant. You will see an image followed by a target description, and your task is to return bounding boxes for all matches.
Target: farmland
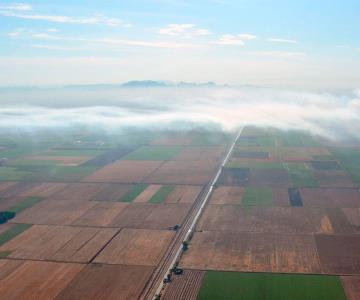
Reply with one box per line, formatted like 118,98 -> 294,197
0,126 -> 359,299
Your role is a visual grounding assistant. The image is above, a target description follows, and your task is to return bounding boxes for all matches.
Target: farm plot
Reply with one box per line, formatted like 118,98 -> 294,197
151,135 -> 193,146
0,260 -> 83,300
172,146 -> 224,162
197,205 -> 333,234
11,199 -> 96,225
226,161 -> 283,169
55,264 -> 154,300
90,183 -> 133,201
0,182 -> 37,198
300,188 -> 360,208
83,160 -> 163,183
210,186 -> 244,205
165,185 -> 202,204
286,162 -> 318,187
17,182 -> 67,198
133,185 -> 163,203
342,208 -> 360,227
311,160 -> 342,171
249,168 -> 290,187
341,276 -> 360,300
94,228 -> 174,266
162,270 -> 205,300
0,224 -> 31,247
72,202 -> 129,227
144,160 -> 217,185
0,182 -> 17,193
123,145 -> 181,160
0,225 -> 118,263
280,147 -> 330,162
50,183 -> 108,201
180,231 -> 321,273
232,151 -> 269,159
313,170 -> 357,188
19,155 -> 92,166
110,203 -> 191,229
315,234 -> 360,274
218,168 -> 250,186
197,271 -> 346,300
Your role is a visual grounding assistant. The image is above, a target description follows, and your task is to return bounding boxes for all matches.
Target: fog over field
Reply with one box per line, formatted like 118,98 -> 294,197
0,86 -> 360,140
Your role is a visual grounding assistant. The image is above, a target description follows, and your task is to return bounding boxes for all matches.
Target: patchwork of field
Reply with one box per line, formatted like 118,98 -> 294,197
1,127 -> 359,299
166,126 -> 360,300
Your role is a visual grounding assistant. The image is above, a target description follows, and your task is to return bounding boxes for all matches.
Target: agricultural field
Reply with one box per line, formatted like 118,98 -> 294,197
0,126 -> 359,299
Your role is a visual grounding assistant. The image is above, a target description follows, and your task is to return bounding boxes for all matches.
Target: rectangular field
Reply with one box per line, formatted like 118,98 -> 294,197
94,228 -> 174,266
180,231 -> 321,273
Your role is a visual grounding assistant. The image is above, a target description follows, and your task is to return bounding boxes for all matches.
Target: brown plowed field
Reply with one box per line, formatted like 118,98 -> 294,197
50,183 -> 108,201
12,199 -> 96,225
72,202 -> 128,227
165,185 -> 202,204
134,184 -> 162,203
0,196 -> 29,211
0,223 -> 16,235
0,260 -> 83,300
198,205 -> 333,234
109,203 -> 191,229
19,182 -> 68,198
83,160 -> 163,183
314,170 -> 357,188
249,169 -> 290,187
162,270 -> 205,300
342,208 -> 360,227
273,188 -> 291,206
326,207 -> 358,234
89,183 -> 133,201
209,186 -> 244,205
300,188 -> 360,207
94,228 -> 174,266
315,234 -> 360,274
144,160 -> 216,185
180,231 -> 321,273
172,146 -> 224,161
0,181 -> 17,193
55,264 -> 155,300
23,155 -> 91,165
0,225 -> 118,263
280,147 -> 330,162
0,182 -> 37,198
0,259 -> 24,280
341,276 -> 360,300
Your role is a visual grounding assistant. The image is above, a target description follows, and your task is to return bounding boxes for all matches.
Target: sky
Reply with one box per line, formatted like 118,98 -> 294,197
0,0 -> 360,88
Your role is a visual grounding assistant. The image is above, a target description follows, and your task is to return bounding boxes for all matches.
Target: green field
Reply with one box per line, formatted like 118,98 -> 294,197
286,162 -> 318,187
275,130 -> 322,147
120,184 -> 149,202
198,271 -> 346,300
237,135 -> 276,147
149,185 -> 174,203
8,197 -> 43,213
0,224 -> 32,246
242,187 -> 273,207
0,167 -> 32,181
331,147 -> 360,186
41,148 -> 106,156
124,146 -> 181,160
226,161 -> 283,170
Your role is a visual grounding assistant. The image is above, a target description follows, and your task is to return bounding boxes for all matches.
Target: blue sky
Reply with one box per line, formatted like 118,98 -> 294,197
0,0 -> 359,88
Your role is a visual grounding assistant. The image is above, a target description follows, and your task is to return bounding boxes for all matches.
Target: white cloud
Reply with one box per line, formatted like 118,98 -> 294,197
237,33 -> 257,40
159,24 -> 211,37
0,2 -> 31,11
214,34 -> 245,46
267,38 -> 298,44
0,8 -> 131,27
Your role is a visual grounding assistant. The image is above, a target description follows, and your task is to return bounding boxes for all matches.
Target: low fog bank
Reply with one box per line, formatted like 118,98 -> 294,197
0,86 -> 359,141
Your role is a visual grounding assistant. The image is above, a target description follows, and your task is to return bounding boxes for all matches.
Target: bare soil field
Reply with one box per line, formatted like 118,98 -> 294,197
94,228 -> 174,266
198,206 -> 334,234
50,183 -> 109,201
341,276 -> 360,300
0,182 -> 37,198
249,169 -> 290,187
315,234 -> 360,274
55,264 -> 155,300
180,231 -> 321,273
172,146 -> 224,161
0,196 -> 29,211
134,184 -> 162,203
162,270 -> 205,300
0,225 -> 118,262
314,170 -> 357,188
144,160 -> 216,185
218,168 -> 250,186
326,207 -> 359,234
109,203 -> 191,229
18,182 -> 67,198
24,155 -> 91,166
72,202 -> 129,227
280,147 -> 330,162
342,208 -> 360,227
82,146 -> 137,167
0,259 -> 24,280
165,185 -> 202,204
300,188 -> 360,208
0,260 -> 83,300
210,186 -> 244,204
90,183 -> 133,201
233,151 -> 270,159
83,160 -> 163,183
11,199 -> 96,225
0,181 -> 17,193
